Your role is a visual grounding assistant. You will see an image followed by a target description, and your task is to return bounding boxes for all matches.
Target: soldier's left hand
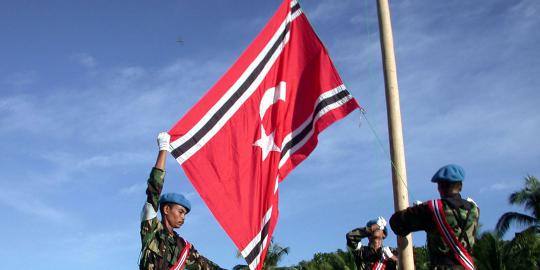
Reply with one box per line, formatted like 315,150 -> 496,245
382,246 -> 393,258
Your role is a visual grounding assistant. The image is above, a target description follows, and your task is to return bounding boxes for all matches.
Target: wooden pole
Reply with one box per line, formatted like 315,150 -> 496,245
376,0 -> 415,269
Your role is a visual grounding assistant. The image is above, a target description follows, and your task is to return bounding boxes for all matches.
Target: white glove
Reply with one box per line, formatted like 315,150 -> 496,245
157,132 -> 171,151
376,216 -> 387,230
382,246 -> 393,258
466,197 -> 478,207
413,200 -> 423,206
356,241 -> 362,250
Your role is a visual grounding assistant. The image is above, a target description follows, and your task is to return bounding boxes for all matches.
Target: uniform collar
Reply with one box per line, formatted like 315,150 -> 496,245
441,193 -> 462,200
441,193 -> 472,210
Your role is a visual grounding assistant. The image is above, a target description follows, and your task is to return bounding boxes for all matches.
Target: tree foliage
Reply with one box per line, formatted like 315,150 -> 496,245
473,230 -> 540,270
496,175 -> 540,237
296,249 -> 355,270
413,246 -> 430,270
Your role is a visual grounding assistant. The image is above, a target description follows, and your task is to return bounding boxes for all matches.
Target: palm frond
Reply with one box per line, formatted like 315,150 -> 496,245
496,211 -> 537,237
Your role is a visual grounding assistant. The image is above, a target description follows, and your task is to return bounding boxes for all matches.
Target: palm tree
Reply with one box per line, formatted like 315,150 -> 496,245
472,230 -> 540,270
264,240 -> 290,269
504,228 -> 540,269
496,175 -> 540,237
233,239 -> 291,270
473,231 -> 506,270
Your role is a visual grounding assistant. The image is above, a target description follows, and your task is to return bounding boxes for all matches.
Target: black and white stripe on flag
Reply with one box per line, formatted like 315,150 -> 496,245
279,85 -> 354,168
167,1 -> 360,270
170,0 -> 302,164
242,84 -> 355,270
241,208 -> 273,270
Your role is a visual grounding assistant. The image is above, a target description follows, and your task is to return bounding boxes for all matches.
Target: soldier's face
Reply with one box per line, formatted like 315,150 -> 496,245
164,204 -> 188,228
369,235 -> 383,249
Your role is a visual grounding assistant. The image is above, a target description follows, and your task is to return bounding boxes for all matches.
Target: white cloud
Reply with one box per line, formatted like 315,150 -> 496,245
0,95 -> 59,133
305,0 -> 351,22
0,189 -> 70,223
0,57 -> 226,144
54,229 -> 136,265
480,182 -> 518,193
119,183 -> 146,195
2,71 -> 37,88
71,53 -> 97,68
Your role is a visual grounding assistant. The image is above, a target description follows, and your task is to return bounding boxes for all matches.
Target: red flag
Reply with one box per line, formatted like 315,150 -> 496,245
169,1 -> 360,269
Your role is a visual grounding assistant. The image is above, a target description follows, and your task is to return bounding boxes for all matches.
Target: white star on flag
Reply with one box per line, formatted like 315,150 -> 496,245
253,124 -> 281,161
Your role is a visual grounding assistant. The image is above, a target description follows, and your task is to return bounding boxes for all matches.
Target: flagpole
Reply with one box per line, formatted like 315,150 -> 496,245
376,0 -> 415,269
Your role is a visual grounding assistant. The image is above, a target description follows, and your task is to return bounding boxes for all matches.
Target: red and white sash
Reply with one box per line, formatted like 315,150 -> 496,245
428,199 -> 475,270
169,240 -> 192,270
371,256 -> 386,270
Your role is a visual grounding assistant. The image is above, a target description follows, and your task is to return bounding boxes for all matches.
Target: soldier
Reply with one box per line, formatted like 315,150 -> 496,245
346,217 -> 398,270
389,164 -> 479,270
139,132 -> 225,270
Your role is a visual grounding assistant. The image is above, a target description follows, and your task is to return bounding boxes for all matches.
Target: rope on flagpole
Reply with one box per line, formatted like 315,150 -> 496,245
359,108 -> 409,193
355,0 -> 410,193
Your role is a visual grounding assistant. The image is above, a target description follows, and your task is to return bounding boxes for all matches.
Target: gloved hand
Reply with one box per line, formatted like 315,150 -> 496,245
376,216 -> 387,230
382,246 -> 393,258
157,132 -> 171,151
413,200 -> 423,206
466,197 -> 478,207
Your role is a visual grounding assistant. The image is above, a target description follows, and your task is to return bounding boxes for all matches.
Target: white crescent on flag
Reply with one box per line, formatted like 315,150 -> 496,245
168,1 -> 360,269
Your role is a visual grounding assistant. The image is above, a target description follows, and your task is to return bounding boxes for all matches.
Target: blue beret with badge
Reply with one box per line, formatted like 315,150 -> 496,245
159,193 -> 191,213
431,164 -> 465,183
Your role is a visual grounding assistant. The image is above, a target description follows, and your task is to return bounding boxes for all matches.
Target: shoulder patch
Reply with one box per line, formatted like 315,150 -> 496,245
141,202 -> 158,221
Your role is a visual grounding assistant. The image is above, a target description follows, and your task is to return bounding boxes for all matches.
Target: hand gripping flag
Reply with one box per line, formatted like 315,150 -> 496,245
168,1 -> 360,269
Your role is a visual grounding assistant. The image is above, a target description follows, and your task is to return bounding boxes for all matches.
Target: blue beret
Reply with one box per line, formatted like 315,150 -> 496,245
159,193 -> 191,213
366,219 -> 388,236
431,164 -> 465,183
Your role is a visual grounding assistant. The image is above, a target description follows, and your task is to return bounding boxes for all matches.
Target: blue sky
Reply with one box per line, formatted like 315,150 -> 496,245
1,0 -> 539,269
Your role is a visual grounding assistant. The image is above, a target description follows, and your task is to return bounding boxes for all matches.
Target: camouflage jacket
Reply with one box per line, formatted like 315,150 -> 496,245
389,193 -> 479,269
139,168 -> 224,270
346,227 -> 397,270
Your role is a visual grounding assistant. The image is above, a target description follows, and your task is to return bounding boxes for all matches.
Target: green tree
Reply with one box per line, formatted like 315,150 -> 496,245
473,231 -> 506,270
473,229 -> 540,270
496,175 -> 540,237
413,246 -> 430,270
504,228 -> 540,269
295,249 -> 355,270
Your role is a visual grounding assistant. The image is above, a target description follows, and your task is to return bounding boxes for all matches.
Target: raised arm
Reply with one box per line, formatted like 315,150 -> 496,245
141,133 -> 170,241
154,132 -> 170,170
389,203 -> 433,236
346,226 -> 372,250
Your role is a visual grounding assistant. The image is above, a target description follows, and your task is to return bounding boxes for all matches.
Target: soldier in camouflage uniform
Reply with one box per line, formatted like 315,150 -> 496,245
389,164 -> 480,270
347,217 -> 398,270
139,132 -> 225,270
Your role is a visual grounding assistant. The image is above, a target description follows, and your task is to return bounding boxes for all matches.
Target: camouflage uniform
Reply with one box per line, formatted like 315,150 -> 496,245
139,168 -> 224,270
389,193 -> 479,270
346,227 -> 397,270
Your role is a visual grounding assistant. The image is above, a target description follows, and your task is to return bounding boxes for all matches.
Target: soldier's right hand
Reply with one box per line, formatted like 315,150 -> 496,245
376,216 -> 387,230
157,132 -> 171,152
